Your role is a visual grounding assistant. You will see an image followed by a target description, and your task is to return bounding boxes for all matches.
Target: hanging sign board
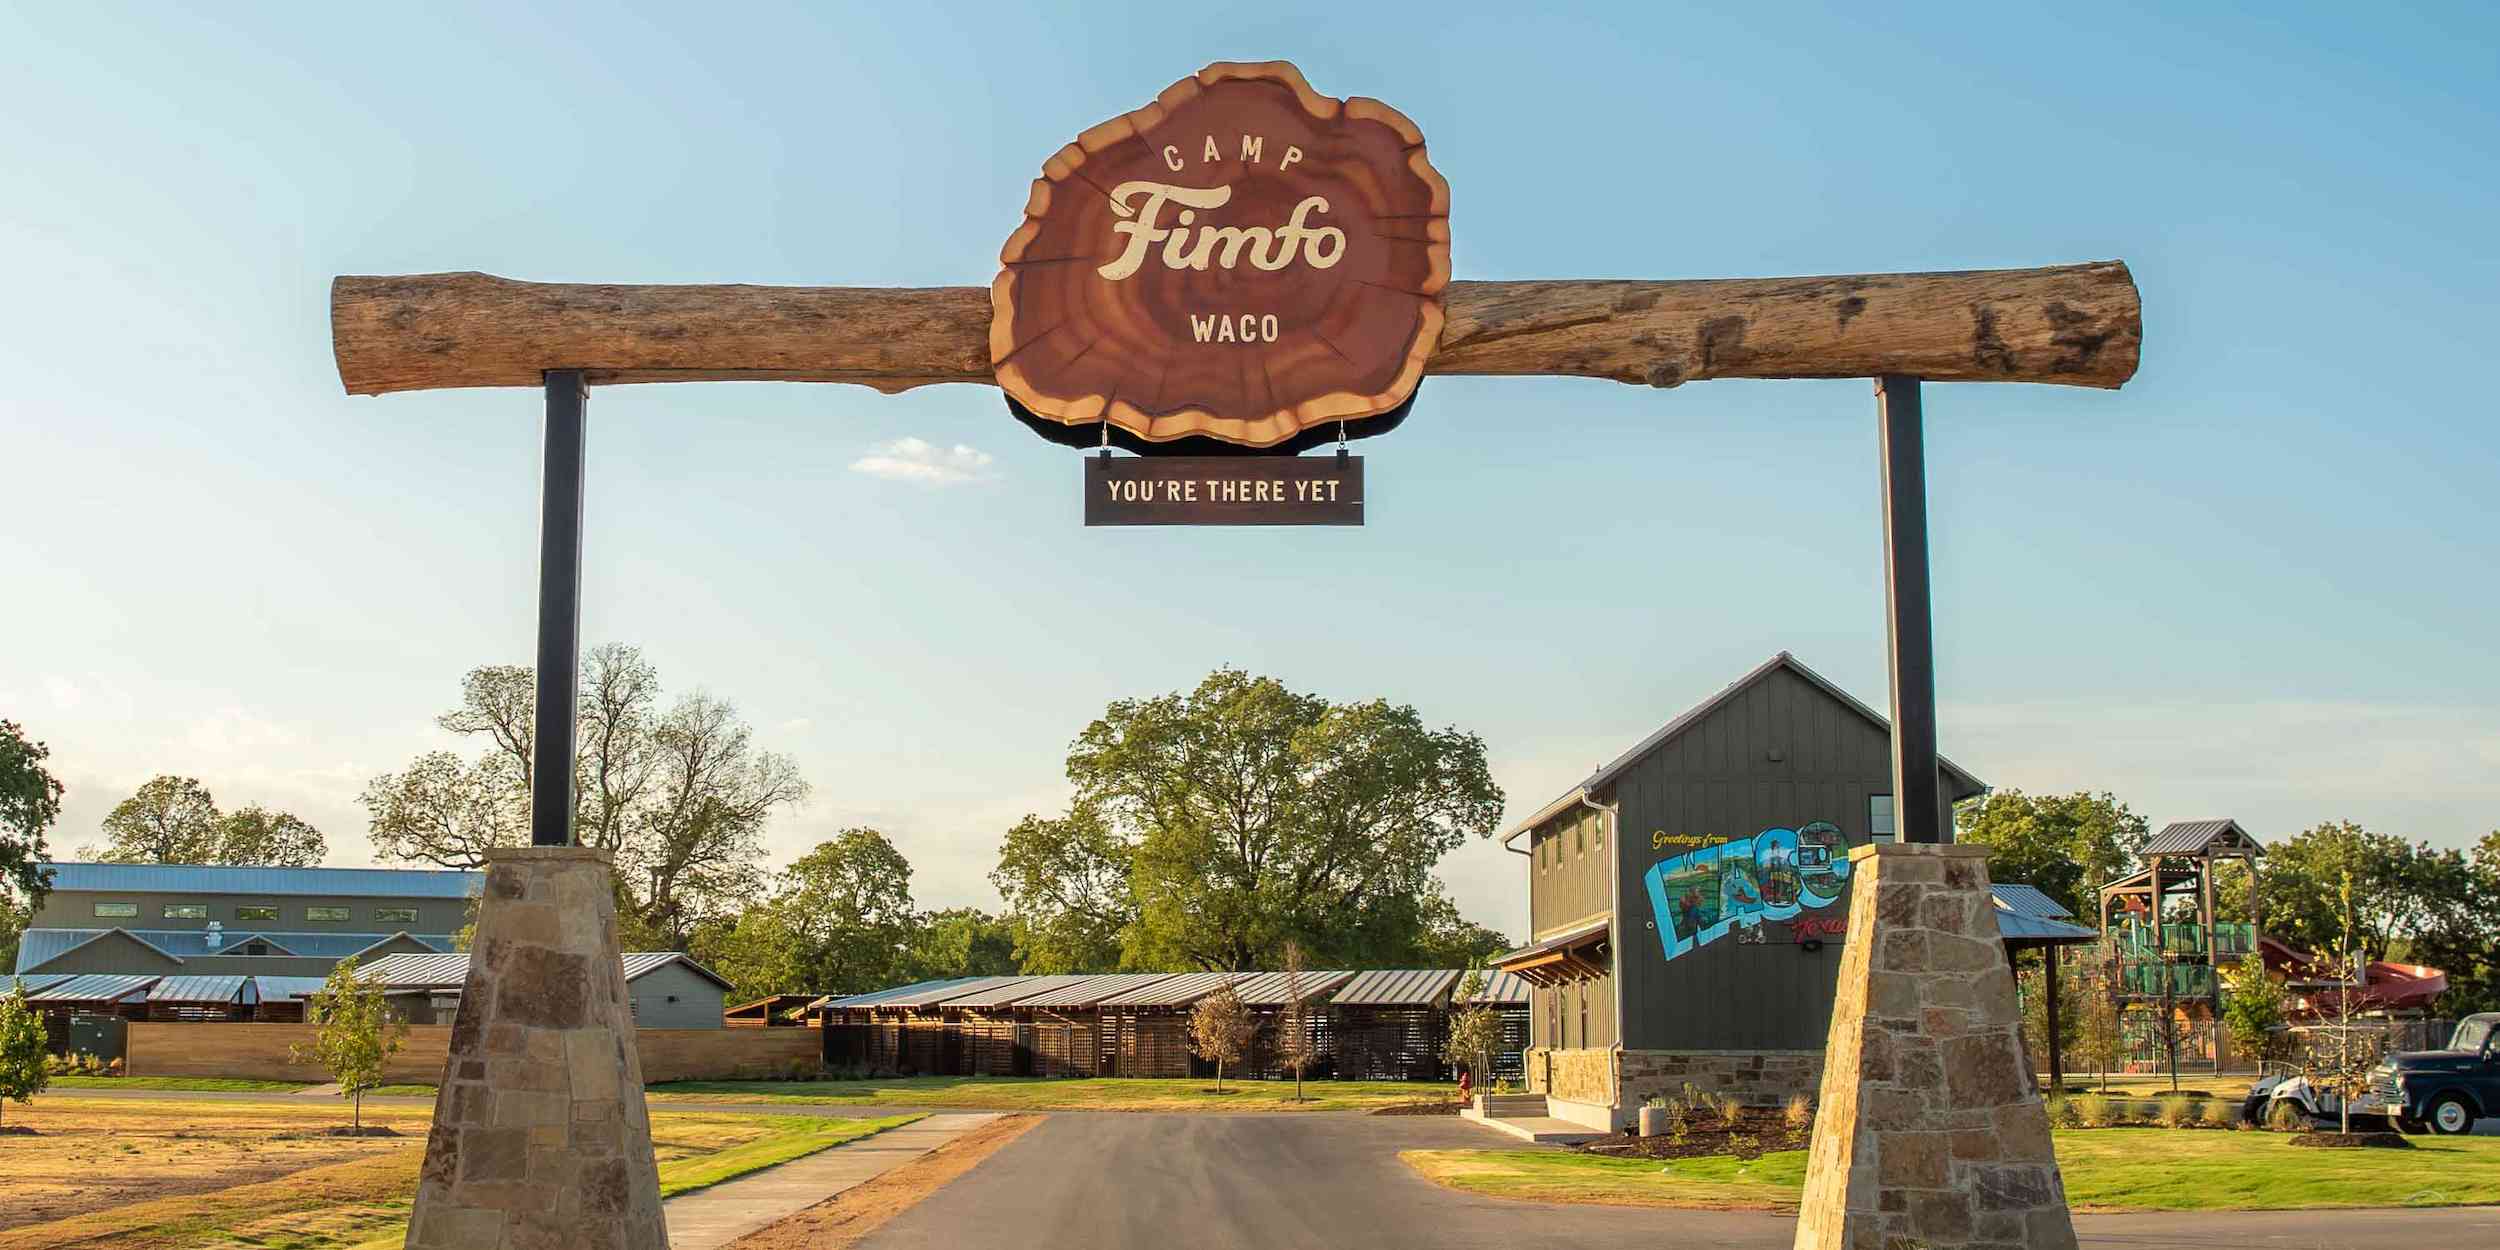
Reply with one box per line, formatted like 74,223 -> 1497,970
1084,455 -> 1362,526
993,61 -> 1450,455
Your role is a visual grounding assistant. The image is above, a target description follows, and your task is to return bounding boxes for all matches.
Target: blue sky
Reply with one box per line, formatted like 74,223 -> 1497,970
3,3 -> 2495,939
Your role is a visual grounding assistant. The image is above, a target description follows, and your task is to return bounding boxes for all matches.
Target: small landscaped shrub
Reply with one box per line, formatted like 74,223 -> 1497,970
1715,1092 -> 1745,1129
2045,1096 -> 2072,1127
2157,1095 -> 2194,1128
2265,1098 -> 2306,1132
2073,1093 -> 2114,1127
1784,1093 -> 1813,1132
2200,1097 -> 2237,1128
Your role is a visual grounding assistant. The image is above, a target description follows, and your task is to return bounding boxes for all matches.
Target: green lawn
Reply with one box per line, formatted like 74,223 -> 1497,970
1404,1129 -> 2500,1213
48,1074 -> 314,1092
647,1075 -> 1457,1112
656,1113 -> 923,1198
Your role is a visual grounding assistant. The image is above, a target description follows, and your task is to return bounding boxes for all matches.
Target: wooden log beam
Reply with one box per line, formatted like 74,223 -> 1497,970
330,260 -> 2138,396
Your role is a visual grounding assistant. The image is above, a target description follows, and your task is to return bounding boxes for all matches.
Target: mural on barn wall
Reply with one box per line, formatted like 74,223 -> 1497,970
1642,821 -> 1854,962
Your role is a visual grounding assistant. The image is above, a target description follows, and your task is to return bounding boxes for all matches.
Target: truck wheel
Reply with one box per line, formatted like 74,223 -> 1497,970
2428,1096 -> 2476,1136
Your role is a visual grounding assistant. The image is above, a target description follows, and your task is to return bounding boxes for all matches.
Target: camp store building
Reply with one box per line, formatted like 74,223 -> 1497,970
1491,653 -> 1995,1132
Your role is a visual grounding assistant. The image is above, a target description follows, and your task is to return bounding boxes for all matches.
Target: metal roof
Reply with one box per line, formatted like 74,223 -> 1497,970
1097,970 -> 1245,1008
1503,653 -> 1988,844
1988,884 -> 2074,921
2142,819 -> 2264,857
1011,973 -> 1179,1009
870,975 -> 1027,1009
1994,909 -> 2098,945
30,973 -> 161,1003
940,974 -> 1096,1008
150,975 -> 250,1005
1332,968 -> 1459,1007
817,978 -> 979,1011
37,861 -> 481,899
355,951 -> 728,991
1228,969 -> 1354,1007
11,927 -> 457,974
250,976 -> 331,1001
7,974 -> 73,996
1456,970 -> 1532,1005
1490,918 -> 1608,968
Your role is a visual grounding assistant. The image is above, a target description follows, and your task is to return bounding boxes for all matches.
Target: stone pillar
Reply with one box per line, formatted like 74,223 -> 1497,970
1793,843 -> 2076,1250
406,846 -> 666,1250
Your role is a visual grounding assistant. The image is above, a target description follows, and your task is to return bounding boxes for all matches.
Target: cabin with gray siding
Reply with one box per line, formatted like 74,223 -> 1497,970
1493,653 -> 1986,1130
15,862 -> 476,981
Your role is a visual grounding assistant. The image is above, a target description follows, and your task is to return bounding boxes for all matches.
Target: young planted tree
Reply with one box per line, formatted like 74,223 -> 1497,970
291,959 -> 408,1130
2298,862 -> 2384,1136
1275,942 -> 1318,1102
1442,966 -> 1506,1096
1188,983 -> 1256,1091
0,984 -> 50,1132
2074,958 -> 2125,1093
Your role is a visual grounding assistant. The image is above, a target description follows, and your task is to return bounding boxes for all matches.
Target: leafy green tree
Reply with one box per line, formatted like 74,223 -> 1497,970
2016,952 -> 2083,1079
695,829 -> 917,1000
2072,960 -> 2124,1093
0,720 -> 64,909
903,908 -> 1019,980
1003,669 -> 1504,972
2409,831 -> 2500,1015
88,775 -> 325,866
1953,789 -> 2148,916
2232,821 -> 2444,962
92,775 -> 224,864
0,983 -> 49,1130
291,959 -> 407,1130
2220,954 -> 2288,1065
214,805 -> 327,866
991,805 -> 1132,974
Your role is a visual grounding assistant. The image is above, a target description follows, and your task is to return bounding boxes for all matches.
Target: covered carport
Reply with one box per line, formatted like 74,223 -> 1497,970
1330,969 -> 1459,1081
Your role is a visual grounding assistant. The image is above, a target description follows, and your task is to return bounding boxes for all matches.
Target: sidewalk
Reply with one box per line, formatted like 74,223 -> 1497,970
665,1112 -> 1001,1249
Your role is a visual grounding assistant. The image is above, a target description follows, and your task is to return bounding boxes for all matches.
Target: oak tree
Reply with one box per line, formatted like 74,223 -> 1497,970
90,776 -> 326,867
0,983 -> 48,1130
1954,789 -> 2148,916
0,721 -> 64,908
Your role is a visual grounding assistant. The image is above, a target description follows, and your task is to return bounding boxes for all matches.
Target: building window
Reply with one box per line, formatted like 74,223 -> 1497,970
305,906 -> 351,922
1573,817 -> 1584,856
163,904 -> 208,919
1578,980 -> 1590,1046
375,907 -> 419,925
1870,795 -> 1895,843
237,905 -> 279,922
1593,813 -> 1605,852
94,902 -> 137,918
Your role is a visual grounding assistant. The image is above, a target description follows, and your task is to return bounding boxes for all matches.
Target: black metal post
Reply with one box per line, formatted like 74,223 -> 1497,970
531,370 -> 586,846
1877,375 -> 1944,844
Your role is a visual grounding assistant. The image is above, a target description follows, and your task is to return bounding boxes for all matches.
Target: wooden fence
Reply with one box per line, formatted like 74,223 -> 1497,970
125,1022 -> 822,1084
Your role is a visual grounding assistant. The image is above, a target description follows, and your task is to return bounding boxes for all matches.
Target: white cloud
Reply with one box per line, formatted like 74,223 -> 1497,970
849,437 -> 997,486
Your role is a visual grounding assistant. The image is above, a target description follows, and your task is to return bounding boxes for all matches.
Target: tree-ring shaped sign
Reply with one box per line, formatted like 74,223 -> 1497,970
992,61 -> 1451,453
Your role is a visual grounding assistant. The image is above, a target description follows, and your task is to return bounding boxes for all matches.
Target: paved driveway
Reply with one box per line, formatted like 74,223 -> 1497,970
858,1112 -> 2500,1250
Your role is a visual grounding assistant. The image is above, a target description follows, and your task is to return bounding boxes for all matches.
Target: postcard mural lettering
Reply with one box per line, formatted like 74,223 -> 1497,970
1642,821 -> 1851,962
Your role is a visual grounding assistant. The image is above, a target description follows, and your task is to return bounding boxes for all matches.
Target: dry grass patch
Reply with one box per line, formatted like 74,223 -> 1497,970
0,1097 -> 916,1250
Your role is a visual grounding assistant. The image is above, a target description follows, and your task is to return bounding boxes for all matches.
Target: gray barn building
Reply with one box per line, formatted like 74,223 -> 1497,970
13,861 -> 476,981
357,951 -> 732,1029
1492,652 -> 1989,1131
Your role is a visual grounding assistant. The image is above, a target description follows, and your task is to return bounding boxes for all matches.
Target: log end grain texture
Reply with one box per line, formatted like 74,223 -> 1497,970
991,61 -> 1450,448
331,267 -> 2139,395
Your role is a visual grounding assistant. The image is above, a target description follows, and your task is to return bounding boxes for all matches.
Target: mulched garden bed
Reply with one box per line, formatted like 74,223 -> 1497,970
2288,1131 -> 2413,1149
277,1125 -> 404,1138
1574,1108 -> 1810,1160
1370,1101 -> 1465,1116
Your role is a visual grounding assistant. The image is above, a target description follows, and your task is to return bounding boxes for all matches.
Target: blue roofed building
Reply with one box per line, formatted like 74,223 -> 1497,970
14,861 -> 478,984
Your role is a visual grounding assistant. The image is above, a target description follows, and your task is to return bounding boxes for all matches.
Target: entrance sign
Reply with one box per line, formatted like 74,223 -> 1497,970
1085,455 -> 1362,526
992,61 -> 1450,451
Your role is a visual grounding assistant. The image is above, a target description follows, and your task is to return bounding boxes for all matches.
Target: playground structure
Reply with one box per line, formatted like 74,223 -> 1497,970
2089,819 -> 2450,1074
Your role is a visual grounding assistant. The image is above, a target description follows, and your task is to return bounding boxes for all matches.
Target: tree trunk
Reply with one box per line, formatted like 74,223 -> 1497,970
329,263 -> 2141,396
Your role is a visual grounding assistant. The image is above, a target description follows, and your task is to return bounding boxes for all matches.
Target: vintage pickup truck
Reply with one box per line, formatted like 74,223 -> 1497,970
2243,1013 -> 2499,1134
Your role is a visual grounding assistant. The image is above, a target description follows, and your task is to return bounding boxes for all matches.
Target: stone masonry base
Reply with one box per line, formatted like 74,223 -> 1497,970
1792,842 -> 2077,1250
405,846 -> 667,1250
1525,1047 -> 1828,1130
